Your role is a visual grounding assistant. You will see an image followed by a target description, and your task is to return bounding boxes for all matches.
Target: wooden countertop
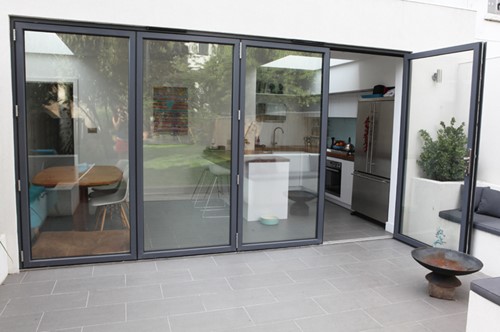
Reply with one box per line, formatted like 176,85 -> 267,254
327,150 -> 355,162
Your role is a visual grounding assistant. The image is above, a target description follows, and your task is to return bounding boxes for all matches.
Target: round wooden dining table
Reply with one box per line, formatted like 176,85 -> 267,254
32,165 -> 123,230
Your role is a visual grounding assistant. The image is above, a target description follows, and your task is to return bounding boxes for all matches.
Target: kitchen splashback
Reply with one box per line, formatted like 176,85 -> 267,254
327,117 -> 356,146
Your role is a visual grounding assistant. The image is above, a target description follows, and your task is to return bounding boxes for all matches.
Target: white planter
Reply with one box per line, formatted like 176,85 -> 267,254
0,234 -> 8,284
402,177 -> 462,248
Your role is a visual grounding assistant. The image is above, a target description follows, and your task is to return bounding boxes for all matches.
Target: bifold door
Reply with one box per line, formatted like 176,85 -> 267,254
395,43 -> 486,252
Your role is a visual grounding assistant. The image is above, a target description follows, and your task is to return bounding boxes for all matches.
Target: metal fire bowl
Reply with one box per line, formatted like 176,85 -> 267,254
411,247 -> 483,276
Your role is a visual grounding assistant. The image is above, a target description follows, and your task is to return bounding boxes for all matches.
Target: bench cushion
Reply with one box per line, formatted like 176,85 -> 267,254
438,210 -> 500,236
471,277 -> 500,306
477,187 -> 500,218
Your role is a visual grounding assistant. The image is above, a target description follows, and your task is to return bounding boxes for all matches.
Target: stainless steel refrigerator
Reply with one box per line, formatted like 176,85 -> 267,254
351,97 -> 394,223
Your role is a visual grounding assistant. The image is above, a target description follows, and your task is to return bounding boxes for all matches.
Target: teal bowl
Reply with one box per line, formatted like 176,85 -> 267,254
259,216 -> 279,226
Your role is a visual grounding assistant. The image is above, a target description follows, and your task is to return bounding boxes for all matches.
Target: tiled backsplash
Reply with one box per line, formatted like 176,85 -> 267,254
327,117 -> 356,146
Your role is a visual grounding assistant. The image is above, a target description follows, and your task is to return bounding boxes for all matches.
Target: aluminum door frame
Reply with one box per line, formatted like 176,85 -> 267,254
237,40 -> 330,251
13,21 -> 138,267
394,42 -> 486,253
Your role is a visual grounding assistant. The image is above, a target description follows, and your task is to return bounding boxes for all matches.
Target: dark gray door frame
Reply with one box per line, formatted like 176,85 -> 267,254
394,42 -> 486,253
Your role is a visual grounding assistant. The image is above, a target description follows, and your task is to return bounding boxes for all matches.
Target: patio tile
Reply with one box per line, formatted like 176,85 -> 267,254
53,275 -> 126,293
201,288 -> 276,311
267,279 -> 339,301
339,259 -> 401,275
125,270 -> 191,286
168,307 -> 253,332
2,272 -> 26,284
420,312 -> 467,332
83,317 -> 170,332
362,321 -> 430,331
161,278 -> 231,298
299,253 -> 359,267
422,296 -> 468,315
364,299 -> 442,326
313,289 -> 391,313
38,304 -> 125,331
373,282 -> 429,303
246,258 -> 308,274
156,256 -> 217,271
2,291 -> 87,317
127,296 -> 204,321
313,242 -> 366,255
227,271 -> 294,290
213,252 -> 271,266
0,280 -> 55,299
245,299 -> 325,324
379,267 -> 428,285
189,264 -> 253,280
348,248 -> 404,261
224,320 -> 301,332
285,265 -> 347,282
327,273 -> 395,292
296,309 -> 381,332
265,247 -> 320,261
93,261 -> 157,276
0,313 -> 42,332
88,284 -> 162,306
22,266 -> 93,283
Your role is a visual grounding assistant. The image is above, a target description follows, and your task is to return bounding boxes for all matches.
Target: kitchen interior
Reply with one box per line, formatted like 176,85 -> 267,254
324,51 -> 401,242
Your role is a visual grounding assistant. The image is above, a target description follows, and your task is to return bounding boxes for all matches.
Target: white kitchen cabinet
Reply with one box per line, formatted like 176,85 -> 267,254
328,92 -> 362,118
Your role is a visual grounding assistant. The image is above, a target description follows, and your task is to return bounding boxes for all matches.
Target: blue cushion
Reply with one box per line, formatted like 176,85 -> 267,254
477,188 -> 500,218
29,185 -> 45,202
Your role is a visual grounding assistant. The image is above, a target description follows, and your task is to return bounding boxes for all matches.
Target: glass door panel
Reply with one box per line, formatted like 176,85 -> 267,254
241,45 -> 325,244
23,31 -> 131,260
398,44 -> 484,251
141,38 -> 235,251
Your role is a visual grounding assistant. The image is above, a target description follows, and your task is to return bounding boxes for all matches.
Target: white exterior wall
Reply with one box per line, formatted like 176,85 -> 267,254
1,0 -> 500,273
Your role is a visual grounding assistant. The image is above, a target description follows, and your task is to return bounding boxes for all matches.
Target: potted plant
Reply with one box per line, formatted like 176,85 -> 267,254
417,117 -> 468,181
406,118 -> 468,247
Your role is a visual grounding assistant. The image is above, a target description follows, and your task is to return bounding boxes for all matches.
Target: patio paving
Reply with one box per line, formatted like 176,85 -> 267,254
0,239 -> 489,332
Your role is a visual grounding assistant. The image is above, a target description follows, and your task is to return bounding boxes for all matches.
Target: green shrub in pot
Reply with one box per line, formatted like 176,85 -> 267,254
417,117 -> 467,181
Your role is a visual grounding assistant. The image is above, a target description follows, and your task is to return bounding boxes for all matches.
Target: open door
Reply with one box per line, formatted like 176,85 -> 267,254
395,43 -> 486,253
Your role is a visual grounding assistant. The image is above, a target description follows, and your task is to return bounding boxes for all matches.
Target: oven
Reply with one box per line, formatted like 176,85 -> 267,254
325,158 -> 341,197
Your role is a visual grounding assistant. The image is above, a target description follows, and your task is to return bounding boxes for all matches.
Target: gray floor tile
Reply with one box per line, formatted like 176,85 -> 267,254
358,321 -> 430,332
364,299 -> 442,326
313,242 -> 366,255
314,289 -> 391,313
92,261 -> 157,277
227,271 -> 294,290
161,278 -> 231,298
126,270 -> 191,287
373,282 -> 429,303
296,309 -> 381,332
285,265 -> 347,282
127,296 -> 204,321
2,292 -> 88,317
168,307 -> 253,332
2,272 -> 26,284
339,259 -> 401,275
246,258 -> 308,274
190,264 -> 253,280
226,320 -> 301,332
245,299 -> 325,324
202,288 -> 276,310
379,267 -> 428,285
327,273 -> 396,292
348,248 -> 404,261
156,256 -> 217,271
22,266 -> 93,283
53,275 -> 126,294
266,247 -> 320,261
83,317 -> 170,332
267,279 -> 339,301
39,304 -> 125,331
421,296 -> 468,315
299,252 -> 359,267
0,280 -> 55,299
213,251 -> 271,266
88,284 -> 162,306
420,312 -> 467,332
0,313 -> 42,332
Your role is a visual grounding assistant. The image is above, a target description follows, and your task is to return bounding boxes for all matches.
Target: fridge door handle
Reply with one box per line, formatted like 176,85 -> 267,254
353,171 -> 390,184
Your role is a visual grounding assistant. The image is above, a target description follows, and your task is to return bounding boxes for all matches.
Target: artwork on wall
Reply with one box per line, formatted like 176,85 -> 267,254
152,87 -> 188,137
26,81 -> 75,155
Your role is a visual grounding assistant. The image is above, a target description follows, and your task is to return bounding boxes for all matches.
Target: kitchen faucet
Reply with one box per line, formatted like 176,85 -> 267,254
271,127 -> 284,147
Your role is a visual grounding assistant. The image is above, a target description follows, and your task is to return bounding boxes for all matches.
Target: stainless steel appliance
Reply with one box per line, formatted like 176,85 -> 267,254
351,98 -> 394,222
325,158 -> 341,197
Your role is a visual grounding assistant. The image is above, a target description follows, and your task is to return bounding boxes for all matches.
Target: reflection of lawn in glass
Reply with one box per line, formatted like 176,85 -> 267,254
143,144 -> 211,187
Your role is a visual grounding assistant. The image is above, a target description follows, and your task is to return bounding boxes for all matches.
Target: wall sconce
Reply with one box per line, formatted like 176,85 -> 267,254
432,69 -> 442,83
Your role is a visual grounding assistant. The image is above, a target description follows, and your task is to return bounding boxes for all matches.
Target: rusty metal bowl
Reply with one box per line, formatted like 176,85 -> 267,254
411,247 -> 483,276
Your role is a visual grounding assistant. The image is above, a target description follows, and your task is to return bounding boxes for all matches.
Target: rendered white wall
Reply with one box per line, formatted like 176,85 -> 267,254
1,0 -> 500,273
